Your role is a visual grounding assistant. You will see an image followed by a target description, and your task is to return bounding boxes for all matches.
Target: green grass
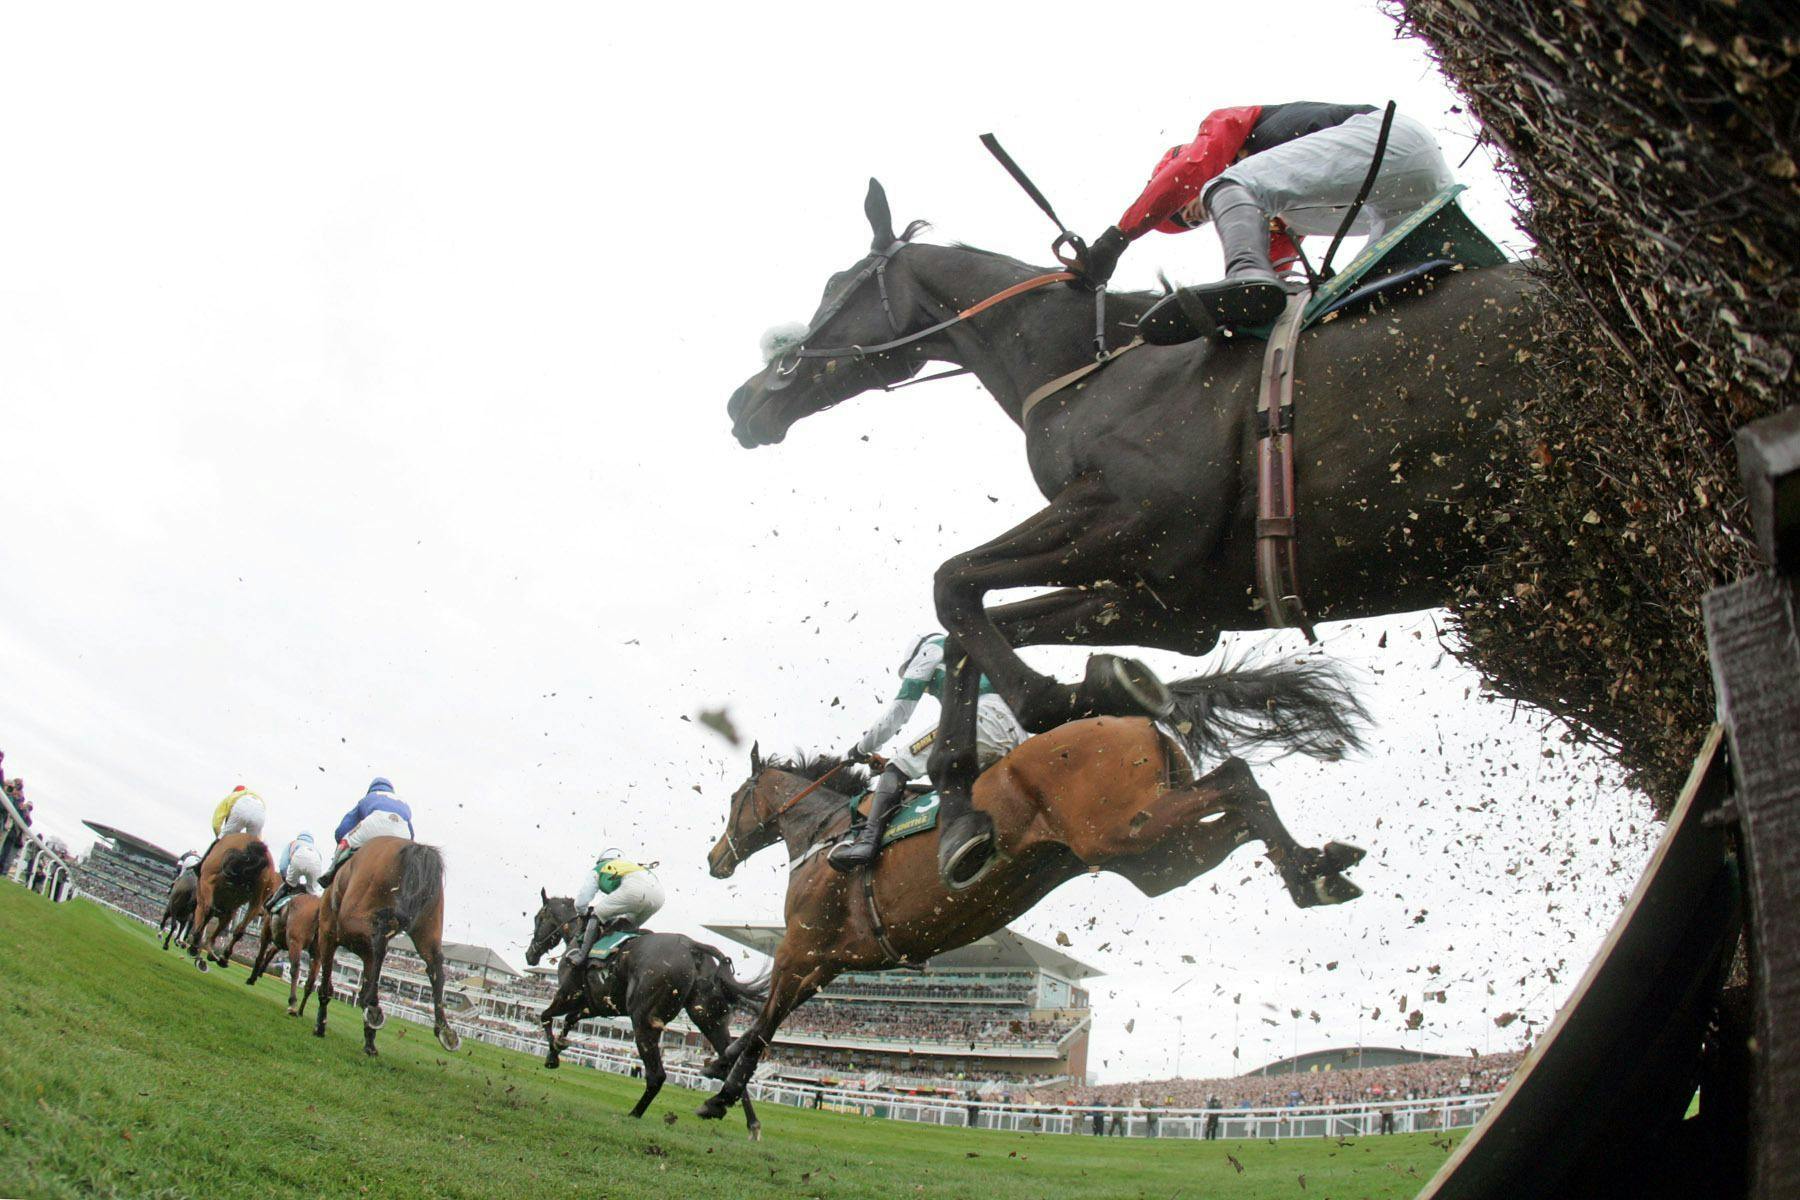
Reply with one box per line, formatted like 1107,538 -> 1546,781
0,881 -> 1459,1199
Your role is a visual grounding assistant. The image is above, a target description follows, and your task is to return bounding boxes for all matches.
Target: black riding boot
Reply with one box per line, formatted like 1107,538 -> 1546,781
316,846 -> 352,888
829,765 -> 905,873
564,913 -> 601,968
265,882 -> 292,912
1143,182 -> 1287,344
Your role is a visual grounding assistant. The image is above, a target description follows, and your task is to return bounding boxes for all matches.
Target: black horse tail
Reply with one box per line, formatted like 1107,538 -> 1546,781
221,844 -> 270,893
1166,658 -> 1368,763
392,844 -> 445,932
697,945 -> 770,1014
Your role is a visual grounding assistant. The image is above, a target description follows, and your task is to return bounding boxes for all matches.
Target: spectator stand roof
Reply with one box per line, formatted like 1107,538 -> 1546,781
394,936 -> 521,980
705,922 -> 1103,980
1247,1046 -> 1453,1076
81,820 -> 179,866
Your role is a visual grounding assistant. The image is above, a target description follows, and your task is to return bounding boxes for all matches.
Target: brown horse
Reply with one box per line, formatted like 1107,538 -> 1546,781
313,837 -> 461,1056
696,662 -> 1367,1121
246,892 -> 323,1016
159,871 -> 197,951
187,833 -> 274,972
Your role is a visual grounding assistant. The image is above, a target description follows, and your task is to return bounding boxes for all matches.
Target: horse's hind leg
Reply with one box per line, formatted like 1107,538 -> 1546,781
627,1017 -> 668,1119
418,936 -> 460,1052
693,998 -> 761,1140
360,938 -> 389,1056
1222,762 -> 1363,907
313,924 -> 337,1039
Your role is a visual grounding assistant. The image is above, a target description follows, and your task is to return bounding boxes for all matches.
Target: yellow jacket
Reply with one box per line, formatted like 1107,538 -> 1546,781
211,789 -> 261,835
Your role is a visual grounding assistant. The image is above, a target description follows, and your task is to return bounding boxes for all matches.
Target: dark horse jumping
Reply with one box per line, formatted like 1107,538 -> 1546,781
727,180 -> 1540,890
313,837 -> 461,1056
525,894 -> 768,1137
696,661 -> 1367,1123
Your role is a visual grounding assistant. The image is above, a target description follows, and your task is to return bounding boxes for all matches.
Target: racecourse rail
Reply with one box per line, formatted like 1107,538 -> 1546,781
0,788 -> 73,902
80,890 -> 1500,1141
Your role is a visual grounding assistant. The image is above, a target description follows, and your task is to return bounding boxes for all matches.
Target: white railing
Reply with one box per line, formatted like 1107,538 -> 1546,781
0,785 -> 73,903
81,893 -> 1503,1139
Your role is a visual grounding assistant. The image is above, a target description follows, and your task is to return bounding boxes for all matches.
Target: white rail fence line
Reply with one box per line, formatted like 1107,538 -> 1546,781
0,787 -> 74,902
83,892 -> 1500,1139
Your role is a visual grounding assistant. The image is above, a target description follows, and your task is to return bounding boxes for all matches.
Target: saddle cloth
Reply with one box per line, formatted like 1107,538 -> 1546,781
1242,183 -> 1510,340
590,929 -> 642,961
846,790 -> 943,849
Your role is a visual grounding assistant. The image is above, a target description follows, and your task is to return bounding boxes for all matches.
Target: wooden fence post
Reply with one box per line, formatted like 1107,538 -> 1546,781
1704,406 -> 1800,1200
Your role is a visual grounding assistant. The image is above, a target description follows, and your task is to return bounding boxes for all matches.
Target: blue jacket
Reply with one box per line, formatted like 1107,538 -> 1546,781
334,778 -> 414,842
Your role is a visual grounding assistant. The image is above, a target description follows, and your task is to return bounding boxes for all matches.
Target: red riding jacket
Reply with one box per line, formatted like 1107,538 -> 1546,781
1117,102 -> 1377,270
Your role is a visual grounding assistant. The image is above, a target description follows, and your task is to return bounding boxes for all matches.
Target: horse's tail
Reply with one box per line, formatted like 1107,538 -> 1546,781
391,843 -> 445,932
221,844 -> 271,894
1165,658 -> 1368,764
697,944 -> 769,1014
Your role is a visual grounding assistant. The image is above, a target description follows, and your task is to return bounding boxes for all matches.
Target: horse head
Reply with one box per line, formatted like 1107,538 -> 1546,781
707,741 -> 787,878
728,179 -> 931,448
525,891 -> 578,966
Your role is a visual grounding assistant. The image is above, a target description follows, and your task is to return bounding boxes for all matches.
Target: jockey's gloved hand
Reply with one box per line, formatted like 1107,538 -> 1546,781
843,747 -> 870,765
1075,226 -> 1129,289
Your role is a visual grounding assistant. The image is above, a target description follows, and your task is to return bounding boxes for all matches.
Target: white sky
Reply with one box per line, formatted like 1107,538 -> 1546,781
0,2 -> 1654,1082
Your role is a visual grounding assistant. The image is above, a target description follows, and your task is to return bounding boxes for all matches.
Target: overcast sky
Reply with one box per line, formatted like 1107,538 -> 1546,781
0,2 -> 1655,1082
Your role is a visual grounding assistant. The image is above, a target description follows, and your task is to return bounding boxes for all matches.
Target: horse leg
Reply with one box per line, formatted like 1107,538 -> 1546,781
627,1014 -> 667,1119
932,475 -> 1179,734
246,915 -> 277,984
537,999 -> 567,1068
299,946 -> 320,1017
313,922 -> 337,1040
698,955 -> 825,1119
187,879 -> 215,968
361,936 -> 390,1056
1219,760 -> 1364,907
693,1000 -> 761,1140
417,935 -> 461,1052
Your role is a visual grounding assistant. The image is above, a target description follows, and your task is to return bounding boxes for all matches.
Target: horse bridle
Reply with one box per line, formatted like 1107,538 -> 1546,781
767,224 -> 1106,391
722,760 -> 852,864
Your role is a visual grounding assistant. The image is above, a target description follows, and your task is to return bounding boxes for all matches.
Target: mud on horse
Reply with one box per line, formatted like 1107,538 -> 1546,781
524,894 -> 769,1138
695,660 -> 1368,1123
727,180 -> 1540,890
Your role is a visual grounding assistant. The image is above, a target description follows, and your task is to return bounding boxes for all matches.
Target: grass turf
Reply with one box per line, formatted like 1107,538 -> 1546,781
0,881 -> 1459,1198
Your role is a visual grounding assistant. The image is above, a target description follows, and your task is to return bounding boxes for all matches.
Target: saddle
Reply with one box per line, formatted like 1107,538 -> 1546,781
843,785 -> 943,850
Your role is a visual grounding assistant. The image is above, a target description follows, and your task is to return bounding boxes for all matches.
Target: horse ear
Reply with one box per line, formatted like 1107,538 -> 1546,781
866,179 -> 895,250
750,740 -> 763,773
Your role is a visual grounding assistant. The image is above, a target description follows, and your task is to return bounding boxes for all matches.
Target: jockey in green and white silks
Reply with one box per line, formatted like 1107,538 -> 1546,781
830,632 -> 1027,872
564,849 -> 665,968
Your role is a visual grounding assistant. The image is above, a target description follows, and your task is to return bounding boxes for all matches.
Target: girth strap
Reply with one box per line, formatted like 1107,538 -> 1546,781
1255,293 -> 1316,641
861,866 -> 914,967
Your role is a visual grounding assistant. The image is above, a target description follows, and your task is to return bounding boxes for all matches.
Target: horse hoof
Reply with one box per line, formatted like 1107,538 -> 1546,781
194,959 -> 209,973
1299,874 -> 1363,908
748,1123 -> 762,1142
286,1007 -> 299,1018
364,1006 -> 386,1030
436,1026 -> 461,1053
364,1045 -> 379,1057
313,1027 -> 326,1039
696,1098 -> 729,1121
938,813 -> 996,892
1082,654 -> 1175,720
545,1059 -> 560,1070
1320,842 -> 1365,873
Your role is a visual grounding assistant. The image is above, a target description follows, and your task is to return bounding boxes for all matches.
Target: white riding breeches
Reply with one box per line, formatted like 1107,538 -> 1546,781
344,810 -> 411,848
585,871 -> 665,926
219,795 -> 267,839
1202,109 -> 1454,239
890,694 -> 1026,779
284,844 -> 325,890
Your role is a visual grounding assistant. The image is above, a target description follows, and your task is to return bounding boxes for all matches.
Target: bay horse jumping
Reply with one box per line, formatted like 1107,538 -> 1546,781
696,661 -> 1367,1122
159,870 -> 197,951
246,892 -> 323,1016
525,895 -> 769,1136
313,837 -> 461,1056
186,833 -> 274,971
726,180 -> 1540,890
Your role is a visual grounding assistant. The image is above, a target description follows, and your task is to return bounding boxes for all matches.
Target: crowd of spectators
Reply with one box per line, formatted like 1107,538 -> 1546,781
818,979 -> 1037,1005
0,748 -> 64,889
1029,1050 -> 1527,1111
780,1001 -> 1080,1048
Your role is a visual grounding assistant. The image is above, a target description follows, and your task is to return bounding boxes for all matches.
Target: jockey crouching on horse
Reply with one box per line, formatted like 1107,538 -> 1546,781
564,849 -> 665,969
1074,102 -> 1454,338
318,777 -> 413,887
265,831 -> 324,913
174,849 -> 202,880
830,632 -> 1027,872
193,784 -> 268,872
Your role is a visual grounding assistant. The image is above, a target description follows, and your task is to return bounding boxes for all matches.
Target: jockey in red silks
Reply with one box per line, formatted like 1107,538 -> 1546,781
1074,102 -> 1455,338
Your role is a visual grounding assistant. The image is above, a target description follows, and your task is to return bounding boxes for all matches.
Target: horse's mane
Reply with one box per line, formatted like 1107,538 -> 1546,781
763,751 -> 869,798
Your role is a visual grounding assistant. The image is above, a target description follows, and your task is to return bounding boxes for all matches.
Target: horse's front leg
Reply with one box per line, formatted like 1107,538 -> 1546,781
1217,759 -> 1364,907
697,960 -> 824,1119
932,474 -> 1175,735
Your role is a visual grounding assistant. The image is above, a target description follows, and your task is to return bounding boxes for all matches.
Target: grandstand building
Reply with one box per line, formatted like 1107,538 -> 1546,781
707,923 -> 1098,1085
1248,1046 -> 1452,1076
78,821 -> 180,920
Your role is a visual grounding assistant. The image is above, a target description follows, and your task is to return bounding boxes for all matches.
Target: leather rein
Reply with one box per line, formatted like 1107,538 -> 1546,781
767,223 -> 1111,391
